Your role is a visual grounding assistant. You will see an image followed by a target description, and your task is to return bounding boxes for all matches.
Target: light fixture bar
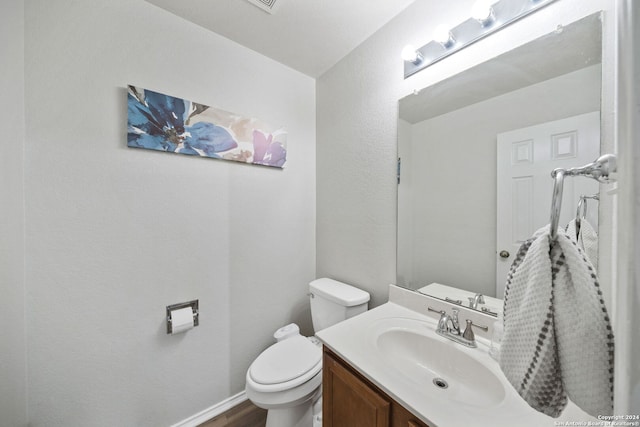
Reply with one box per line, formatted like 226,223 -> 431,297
403,0 -> 558,79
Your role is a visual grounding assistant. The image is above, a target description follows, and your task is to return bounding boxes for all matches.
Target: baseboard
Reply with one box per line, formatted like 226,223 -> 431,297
170,391 -> 248,427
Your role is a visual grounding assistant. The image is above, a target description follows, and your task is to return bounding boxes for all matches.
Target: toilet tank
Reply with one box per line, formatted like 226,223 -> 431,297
309,278 -> 370,332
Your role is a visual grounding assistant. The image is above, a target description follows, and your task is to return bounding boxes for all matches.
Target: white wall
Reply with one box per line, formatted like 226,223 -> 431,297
317,0 -> 616,308
614,0 -> 640,413
0,0 -> 27,425
400,66 -> 601,298
23,0 -> 315,425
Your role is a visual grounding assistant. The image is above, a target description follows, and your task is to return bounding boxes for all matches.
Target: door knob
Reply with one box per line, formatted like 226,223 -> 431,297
499,250 -> 510,258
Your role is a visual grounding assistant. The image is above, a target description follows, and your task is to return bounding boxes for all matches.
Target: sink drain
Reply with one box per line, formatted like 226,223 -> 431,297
432,378 -> 448,389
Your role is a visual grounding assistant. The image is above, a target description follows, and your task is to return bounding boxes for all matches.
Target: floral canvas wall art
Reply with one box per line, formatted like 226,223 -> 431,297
127,85 -> 287,168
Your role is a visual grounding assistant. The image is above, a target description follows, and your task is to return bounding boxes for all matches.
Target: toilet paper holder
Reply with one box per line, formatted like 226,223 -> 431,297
166,300 -> 199,334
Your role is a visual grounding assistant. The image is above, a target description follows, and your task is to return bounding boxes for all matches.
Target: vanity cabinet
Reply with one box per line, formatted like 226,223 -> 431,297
323,347 -> 430,427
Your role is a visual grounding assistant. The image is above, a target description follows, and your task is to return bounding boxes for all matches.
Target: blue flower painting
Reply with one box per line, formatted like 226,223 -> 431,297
127,86 -> 287,168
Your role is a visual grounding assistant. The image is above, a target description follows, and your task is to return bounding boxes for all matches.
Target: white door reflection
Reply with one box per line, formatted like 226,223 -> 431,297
495,111 -> 600,296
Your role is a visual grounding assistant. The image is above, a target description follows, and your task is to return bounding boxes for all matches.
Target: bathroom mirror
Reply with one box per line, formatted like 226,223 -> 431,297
397,13 -> 603,311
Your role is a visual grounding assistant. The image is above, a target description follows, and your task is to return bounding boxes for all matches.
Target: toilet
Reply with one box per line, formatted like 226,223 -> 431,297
245,278 -> 370,427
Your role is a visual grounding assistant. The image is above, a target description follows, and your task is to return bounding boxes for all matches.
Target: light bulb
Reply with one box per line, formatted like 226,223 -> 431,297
471,0 -> 496,25
401,45 -> 423,64
434,25 -> 455,48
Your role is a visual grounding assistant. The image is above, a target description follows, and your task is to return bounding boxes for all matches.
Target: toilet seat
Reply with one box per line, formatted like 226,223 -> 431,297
248,335 -> 322,393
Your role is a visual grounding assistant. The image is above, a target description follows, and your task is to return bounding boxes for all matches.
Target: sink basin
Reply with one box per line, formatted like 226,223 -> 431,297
318,299 -> 598,427
369,317 -> 506,408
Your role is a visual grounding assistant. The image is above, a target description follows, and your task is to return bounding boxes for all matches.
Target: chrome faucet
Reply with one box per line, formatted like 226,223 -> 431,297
468,293 -> 485,309
449,308 -> 461,335
428,307 -> 488,348
430,307 -> 460,334
435,310 -> 450,333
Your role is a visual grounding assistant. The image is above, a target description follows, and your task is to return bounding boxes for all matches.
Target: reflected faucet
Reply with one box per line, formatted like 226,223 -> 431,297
468,293 -> 485,309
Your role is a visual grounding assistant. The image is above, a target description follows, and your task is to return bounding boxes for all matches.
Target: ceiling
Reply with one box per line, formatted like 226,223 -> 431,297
145,0 -> 416,78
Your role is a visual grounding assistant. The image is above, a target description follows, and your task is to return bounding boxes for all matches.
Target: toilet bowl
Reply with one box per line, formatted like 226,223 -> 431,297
245,278 -> 370,427
246,335 -> 323,427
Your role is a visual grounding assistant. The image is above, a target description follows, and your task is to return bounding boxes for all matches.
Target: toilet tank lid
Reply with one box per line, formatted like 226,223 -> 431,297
309,278 -> 370,306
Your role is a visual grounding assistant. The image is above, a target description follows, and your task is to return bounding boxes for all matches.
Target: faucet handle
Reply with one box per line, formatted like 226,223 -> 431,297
461,319 -> 489,342
427,306 -> 446,316
428,307 -> 450,333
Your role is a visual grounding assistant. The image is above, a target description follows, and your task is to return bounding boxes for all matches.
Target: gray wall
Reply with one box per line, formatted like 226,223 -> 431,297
0,0 -> 27,425
22,0 -> 315,425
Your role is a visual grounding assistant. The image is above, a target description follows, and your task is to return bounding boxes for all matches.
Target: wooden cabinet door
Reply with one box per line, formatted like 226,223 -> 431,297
392,403 -> 430,427
323,350 -> 390,427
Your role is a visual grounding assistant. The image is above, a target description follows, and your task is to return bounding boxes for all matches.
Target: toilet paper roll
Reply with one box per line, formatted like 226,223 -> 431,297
170,307 -> 194,334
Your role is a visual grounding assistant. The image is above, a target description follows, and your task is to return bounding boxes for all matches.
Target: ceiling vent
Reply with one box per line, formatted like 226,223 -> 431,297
244,0 -> 284,14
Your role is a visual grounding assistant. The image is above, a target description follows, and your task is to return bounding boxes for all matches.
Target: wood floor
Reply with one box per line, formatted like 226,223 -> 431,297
198,399 -> 267,427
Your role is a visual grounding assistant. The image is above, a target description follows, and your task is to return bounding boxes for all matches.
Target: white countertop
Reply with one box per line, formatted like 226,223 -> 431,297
316,286 -> 597,427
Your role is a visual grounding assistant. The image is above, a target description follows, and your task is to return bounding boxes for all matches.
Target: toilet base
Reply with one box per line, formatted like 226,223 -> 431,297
265,401 -> 312,427
261,388 -> 321,427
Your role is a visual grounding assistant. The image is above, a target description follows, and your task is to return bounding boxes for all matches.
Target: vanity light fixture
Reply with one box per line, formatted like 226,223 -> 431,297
402,0 -> 558,79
